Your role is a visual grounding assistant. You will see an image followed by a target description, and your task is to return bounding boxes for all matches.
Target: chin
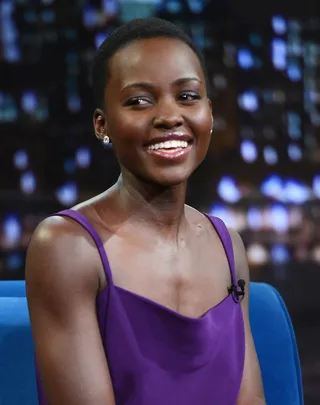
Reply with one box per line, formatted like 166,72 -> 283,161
146,168 -> 194,188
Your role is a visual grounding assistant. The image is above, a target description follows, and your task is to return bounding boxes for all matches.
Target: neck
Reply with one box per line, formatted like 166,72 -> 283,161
114,173 -> 188,240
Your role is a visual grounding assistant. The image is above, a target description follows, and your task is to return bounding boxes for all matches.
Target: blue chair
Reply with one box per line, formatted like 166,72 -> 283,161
0,296 -> 38,405
0,282 -> 303,405
250,282 -> 304,405
0,281 -> 26,297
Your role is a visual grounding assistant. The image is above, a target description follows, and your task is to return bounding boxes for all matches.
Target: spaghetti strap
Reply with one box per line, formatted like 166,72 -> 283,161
204,214 -> 237,287
54,209 -> 114,285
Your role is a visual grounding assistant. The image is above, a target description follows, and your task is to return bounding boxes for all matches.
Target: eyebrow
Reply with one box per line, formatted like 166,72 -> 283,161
121,77 -> 202,92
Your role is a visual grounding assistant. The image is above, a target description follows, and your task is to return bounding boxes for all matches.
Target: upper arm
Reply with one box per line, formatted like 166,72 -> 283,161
228,228 -> 266,405
26,217 -> 115,405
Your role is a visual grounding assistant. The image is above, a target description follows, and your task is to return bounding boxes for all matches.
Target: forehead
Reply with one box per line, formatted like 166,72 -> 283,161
108,37 -> 204,88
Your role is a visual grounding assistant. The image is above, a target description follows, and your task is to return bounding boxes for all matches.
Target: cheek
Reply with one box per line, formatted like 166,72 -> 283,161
106,113 -> 146,164
108,111 -> 147,143
192,107 -> 212,139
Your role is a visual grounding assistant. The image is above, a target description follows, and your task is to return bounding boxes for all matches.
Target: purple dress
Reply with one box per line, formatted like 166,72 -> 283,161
36,210 -> 245,405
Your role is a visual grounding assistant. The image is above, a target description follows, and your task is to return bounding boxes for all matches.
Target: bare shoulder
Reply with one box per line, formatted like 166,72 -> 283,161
227,233 -> 266,403
25,213 -> 116,405
26,214 -> 101,304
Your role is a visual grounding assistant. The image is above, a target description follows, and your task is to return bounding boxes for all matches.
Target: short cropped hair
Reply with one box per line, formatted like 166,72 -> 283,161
91,17 -> 208,109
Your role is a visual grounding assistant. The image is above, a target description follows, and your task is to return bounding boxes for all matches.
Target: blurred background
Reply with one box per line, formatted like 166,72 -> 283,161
0,0 -> 319,403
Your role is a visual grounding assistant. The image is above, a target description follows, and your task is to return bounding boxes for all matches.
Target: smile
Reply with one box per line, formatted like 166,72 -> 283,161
147,140 -> 189,150
145,140 -> 193,161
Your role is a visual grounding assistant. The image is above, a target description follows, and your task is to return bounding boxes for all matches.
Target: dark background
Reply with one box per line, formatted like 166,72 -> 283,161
0,0 -> 319,403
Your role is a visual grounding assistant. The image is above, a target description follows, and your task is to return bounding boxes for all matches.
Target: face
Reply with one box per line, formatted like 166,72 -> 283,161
94,37 -> 213,187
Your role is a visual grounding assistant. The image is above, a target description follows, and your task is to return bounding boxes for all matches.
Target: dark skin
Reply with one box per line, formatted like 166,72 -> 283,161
26,37 -> 265,405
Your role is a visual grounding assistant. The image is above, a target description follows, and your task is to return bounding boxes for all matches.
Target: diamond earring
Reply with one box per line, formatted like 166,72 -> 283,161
103,135 -> 110,144
210,118 -> 214,135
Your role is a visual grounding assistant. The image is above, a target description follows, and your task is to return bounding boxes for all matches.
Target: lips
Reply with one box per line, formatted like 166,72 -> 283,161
143,132 -> 194,162
144,132 -> 193,148
147,139 -> 189,150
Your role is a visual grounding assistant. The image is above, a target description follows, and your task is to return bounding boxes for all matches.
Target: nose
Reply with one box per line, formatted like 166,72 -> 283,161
152,100 -> 184,129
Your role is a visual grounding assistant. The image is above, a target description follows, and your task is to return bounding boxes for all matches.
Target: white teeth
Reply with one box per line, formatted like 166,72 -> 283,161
148,140 -> 189,150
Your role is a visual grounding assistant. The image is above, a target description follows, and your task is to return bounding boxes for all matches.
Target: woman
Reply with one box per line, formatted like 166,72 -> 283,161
26,18 -> 266,405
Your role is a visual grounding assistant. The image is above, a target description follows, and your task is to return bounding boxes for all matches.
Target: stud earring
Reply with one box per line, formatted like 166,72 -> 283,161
210,118 -> 214,135
102,135 -> 110,144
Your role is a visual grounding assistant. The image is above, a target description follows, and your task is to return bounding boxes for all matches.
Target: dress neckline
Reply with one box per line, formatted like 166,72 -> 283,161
100,284 -> 233,323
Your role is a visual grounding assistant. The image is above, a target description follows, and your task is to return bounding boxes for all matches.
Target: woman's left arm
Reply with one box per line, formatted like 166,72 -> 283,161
229,228 -> 266,405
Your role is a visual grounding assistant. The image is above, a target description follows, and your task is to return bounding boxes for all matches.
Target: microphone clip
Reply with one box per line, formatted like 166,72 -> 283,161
228,279 -> 246,303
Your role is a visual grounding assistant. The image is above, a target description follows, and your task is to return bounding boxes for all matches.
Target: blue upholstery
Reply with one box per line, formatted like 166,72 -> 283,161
250,282 -> 304,405
0,281 -> 26,297
0,281 -> 303,405
0,297 -> 38,405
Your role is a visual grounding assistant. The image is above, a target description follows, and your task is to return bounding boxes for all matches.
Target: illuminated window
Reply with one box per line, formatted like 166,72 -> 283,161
75,147 -> 91,169
288,144 -> 302,161
238,48 -> 254,69
217,176 -> 241,203
238,91 -> 259,112
3,216 -> 21,245
56,183 -> 78,206
83,7 -> 99,28
247,207 -> 263,231
269,205 -> 289,233
102,0 -> 118,15
247,244 -> 269,265
271,244 -> 290,263
67,94 -> 81,113
240,140 -> 258,163
165,0 -> 182,14
287,112 -> 301,140
272,16 -> 287,35
21,91 -> 38,113
263,146 -> 278,165
287,62 -> 302,81
20,171 -> 36,194
313,175 -> 320,198
187,0 -> 205,14
261,175 -> 284,201
13,150 -> 29,170
284,179 -> 310,204
272,38 -> 287,70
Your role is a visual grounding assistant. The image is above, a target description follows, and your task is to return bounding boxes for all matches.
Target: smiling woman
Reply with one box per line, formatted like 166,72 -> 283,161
25,18 -> 265,405
93,33 -> 213,187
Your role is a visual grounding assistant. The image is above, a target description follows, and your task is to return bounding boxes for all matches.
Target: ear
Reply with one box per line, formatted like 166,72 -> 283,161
93,109 -> 108,141
207,98 -> 214,126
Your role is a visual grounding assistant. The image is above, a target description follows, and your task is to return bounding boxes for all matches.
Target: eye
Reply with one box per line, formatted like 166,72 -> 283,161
125,97 -> 151,106
179,92 -> 201,102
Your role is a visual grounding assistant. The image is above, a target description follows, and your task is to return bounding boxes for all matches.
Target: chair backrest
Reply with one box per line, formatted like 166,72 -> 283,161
0,282 -> 304,405
250,282 -> 304,405
0,281 -> 26,297
0,297 -> 38,405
